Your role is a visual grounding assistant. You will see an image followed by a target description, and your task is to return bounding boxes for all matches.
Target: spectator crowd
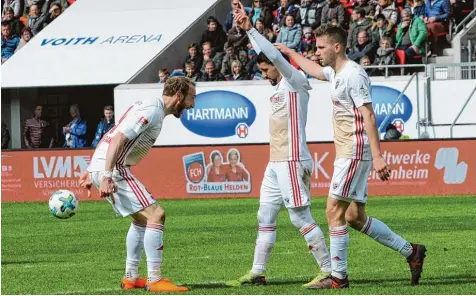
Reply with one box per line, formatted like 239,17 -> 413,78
1,0 -> 75,63
1,104 -> 115,149
158,0 -> 474,81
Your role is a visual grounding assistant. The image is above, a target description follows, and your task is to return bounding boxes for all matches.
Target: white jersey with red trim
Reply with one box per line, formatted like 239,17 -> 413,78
246,28 -> 312,162
87,98 -> 165,172
268,77 -> 312,162
322,60 -> 372,160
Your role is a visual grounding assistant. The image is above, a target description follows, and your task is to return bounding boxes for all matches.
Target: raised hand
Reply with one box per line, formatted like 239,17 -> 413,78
274,43 -> 293,55
233,1 -> 252,31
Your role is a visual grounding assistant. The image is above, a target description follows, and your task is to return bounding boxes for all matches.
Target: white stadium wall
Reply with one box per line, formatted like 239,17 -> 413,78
114,78 -> 476,146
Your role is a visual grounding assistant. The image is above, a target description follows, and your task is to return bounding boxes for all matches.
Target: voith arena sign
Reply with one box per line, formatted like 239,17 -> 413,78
40,34 -> 162,47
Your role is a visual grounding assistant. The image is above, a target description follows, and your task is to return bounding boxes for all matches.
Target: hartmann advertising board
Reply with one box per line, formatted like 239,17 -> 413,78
2,140 -> 475,202
114,79 -> 476,146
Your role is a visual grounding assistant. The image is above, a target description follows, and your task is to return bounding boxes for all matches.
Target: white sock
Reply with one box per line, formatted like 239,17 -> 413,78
251,225 -> 276,274
125,221 -> 146,280
300,223 -> 331,273
144,223 -> 164,282
361,217 -> 413,258
329,225 -> 349,279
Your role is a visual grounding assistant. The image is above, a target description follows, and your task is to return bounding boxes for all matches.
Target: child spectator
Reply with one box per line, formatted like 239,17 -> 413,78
371,13 -> 394,48
299,26 -> 315,53
276,14 -> 302,51
200,16 -> 227,54
158,69 -> 169,83
1,21 -> 19,63
184,61 -> 202,81
183,42 -> 203,73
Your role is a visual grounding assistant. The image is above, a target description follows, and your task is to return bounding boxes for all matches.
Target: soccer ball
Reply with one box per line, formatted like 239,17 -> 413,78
49,189 -> 79,219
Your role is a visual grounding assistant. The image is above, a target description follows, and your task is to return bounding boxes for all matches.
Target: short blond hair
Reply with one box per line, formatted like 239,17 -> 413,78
163,77 -> 196,98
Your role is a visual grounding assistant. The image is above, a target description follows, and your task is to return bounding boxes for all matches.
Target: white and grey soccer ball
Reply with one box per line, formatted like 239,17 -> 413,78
49,189 -> 79,219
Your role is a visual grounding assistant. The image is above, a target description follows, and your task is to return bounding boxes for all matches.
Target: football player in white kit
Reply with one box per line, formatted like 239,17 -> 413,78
275,24 -> 427,288
226,2 -> 332,288
78,77 -> 196,293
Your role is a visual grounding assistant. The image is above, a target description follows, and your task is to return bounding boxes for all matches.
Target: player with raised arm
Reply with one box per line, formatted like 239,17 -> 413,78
78,77 -> 196,293
275,25 -> 427,288
225,2 -> 332,288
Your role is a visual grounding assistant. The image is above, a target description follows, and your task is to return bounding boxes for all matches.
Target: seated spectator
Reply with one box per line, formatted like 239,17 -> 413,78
2,7 -> 23,36
298,0 -> 324,29
1,120 -> 10,149
299,26 -> 315,53
396,8 -> 427,59
24,104 -> 55,149
359,55 -> 372,69
375,0 -> 399,27
273,0 -> 301,33
221,44 -> 248,76
44,2 -> 62,26
14,27 -> 31,52
27,4 -> 48,35
224,0 -> 251,32
321,0 -> 346,27
201,42 -> 223,73
347,8 -> 372,49
183,42 -> 203,73
348,30 -> 376,62
24,0 -> 49,15
424,0 -> 450,56
91,105 -> 114,148
371,13 -> 394,48
200,61 -> 226,81
1,21 -> 19,63
276,14 -> 302,51
405,0 -> 426,18
230,60 -> 250,80
63,104 -> 87,149
200,16 -> 227,54
249,0 -> 273,28
255,17 -> 275,42
184,61 -> 202,81
352,0 -> 376,18
158,69 -> 169,83
2,0 -> 21,18
227,24 -> 249,60
372,36 -> 395,75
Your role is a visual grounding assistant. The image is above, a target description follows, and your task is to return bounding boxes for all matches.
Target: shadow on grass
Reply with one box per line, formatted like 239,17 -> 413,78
187,274 -> 476,290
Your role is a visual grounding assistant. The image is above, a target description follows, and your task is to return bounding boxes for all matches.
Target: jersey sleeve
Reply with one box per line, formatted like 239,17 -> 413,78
321,66 -> 333,81
247,28 -> 306,90
117,106 -> 157,140
347,72 -> 372,108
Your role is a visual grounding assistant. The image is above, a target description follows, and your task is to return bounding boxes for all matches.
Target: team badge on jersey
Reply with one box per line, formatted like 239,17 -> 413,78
359,85 -> 370,100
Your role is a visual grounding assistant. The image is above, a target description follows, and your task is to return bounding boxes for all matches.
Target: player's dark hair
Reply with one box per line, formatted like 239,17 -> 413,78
163,76 -> 196,98
314,23 -> 347,47
256,52 -> 290,66
104,105 -> 113,111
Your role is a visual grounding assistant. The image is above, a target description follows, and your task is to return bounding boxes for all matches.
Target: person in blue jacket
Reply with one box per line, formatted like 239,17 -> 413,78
1,21 -> 19,63
63,104 -> 88,148
91,105 -> 115,148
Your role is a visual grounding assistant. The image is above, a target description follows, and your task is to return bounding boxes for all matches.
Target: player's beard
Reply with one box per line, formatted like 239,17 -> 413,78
320,51 -> 336,67
173,100 -> 186,118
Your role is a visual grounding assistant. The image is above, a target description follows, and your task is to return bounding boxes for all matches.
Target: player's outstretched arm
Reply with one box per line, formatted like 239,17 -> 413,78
234,2 -> 304,87
275,43 -> 327,81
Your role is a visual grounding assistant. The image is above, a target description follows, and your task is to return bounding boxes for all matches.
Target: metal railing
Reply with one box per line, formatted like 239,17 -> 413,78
378,73 -> 418,131
361,62 -> 476,80
453,9 -> 476,37
450,86 -> 476,138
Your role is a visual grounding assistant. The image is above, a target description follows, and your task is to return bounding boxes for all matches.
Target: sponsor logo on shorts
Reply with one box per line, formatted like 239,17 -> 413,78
182,148 -> 251,194
180,90 -> 256,138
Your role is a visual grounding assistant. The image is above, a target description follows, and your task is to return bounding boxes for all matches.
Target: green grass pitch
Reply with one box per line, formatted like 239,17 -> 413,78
2,195 -> 476,295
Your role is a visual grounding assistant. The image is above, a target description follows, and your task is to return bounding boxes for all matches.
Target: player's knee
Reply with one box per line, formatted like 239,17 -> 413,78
257,203 -> 279,226
147,207 -> 165,224
289,207 -> 311,229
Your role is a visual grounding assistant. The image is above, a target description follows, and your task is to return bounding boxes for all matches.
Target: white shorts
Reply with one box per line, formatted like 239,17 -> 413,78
260,160 -> 313,208
329,158 -> 372,203
90,167 -> 156,217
